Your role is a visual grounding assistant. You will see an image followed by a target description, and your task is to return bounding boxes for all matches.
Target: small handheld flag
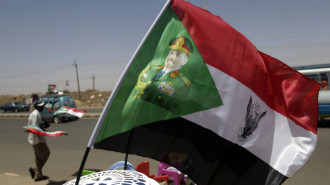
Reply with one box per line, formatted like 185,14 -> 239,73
53,106 -> 86,118
23,124 -> 67,137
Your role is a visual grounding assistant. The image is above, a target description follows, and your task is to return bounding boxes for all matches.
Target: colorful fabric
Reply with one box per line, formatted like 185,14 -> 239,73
88,0 -> 321,184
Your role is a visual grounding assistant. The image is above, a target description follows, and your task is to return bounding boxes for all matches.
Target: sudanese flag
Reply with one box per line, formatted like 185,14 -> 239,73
87,0 -> 321,184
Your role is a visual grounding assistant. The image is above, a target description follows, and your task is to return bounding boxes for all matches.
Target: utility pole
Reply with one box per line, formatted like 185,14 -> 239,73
73,60 -> 81,99
91,75 -> 95,91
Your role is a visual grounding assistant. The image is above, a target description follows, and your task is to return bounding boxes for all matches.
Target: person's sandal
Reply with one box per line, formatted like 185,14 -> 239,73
28,168 -> 35,179
34,175 -> 49,182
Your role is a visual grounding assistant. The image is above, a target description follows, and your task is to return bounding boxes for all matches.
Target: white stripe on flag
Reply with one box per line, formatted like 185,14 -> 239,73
183,64 -> 317,177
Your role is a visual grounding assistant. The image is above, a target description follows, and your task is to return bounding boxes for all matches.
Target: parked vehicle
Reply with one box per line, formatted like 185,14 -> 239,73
294,64 -> 330,124
40,95 -> 78,123
0,101 -> 30,112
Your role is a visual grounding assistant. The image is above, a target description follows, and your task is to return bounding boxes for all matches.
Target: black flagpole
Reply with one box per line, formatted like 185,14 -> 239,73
75,147 -> 91,185
124,129 -> 134,170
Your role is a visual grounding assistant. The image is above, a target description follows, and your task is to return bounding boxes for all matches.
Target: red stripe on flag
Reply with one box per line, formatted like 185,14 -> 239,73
171,0 -> 321,134
64,106 -> 86,113
26,128 -> 66,137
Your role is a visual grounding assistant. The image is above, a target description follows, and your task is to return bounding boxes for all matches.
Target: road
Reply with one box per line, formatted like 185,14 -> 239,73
0,118 -> 159,184
0,117 -> 329,185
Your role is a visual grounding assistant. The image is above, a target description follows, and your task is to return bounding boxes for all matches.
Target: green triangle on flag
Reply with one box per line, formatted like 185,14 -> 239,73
95,4 -> 222,143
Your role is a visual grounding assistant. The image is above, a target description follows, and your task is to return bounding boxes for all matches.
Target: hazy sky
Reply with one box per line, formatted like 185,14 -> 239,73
1,0 -> 330,95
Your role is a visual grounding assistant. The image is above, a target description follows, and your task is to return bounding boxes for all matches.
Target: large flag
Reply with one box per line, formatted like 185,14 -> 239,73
54,106 -> 86,118
23,124 -> 67,137
87,0 -> 321,184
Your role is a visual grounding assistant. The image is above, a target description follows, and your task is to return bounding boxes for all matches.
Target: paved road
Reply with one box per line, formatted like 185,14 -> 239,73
0,118 -> 330,185
0,118 -> 158,185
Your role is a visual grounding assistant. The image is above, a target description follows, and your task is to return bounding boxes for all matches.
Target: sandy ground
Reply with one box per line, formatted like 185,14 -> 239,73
0,90 -> 111,108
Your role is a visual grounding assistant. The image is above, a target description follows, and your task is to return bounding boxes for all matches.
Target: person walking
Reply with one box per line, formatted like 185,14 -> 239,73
27,100 -> 50,181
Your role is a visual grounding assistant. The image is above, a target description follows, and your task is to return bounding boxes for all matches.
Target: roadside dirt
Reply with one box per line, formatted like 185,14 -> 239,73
0,90 -> 112,108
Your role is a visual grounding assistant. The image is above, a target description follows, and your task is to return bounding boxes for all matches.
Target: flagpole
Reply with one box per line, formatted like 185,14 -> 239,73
74,1 -> 172,184
124,129 -> 134,170
75,147 -> 90,185
87,0 -> 172,148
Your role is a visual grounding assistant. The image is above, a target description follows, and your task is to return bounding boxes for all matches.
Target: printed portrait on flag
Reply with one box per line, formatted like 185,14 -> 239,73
118,6 -> 222,121
133,36 -> 195,114
111,5 -> 222,137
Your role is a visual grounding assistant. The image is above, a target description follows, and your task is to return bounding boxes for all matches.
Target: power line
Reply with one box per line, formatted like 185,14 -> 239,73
0,65 -> 71,79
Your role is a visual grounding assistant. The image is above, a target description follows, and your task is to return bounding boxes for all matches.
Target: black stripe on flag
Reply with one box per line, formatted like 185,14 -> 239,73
94,117 -> 287,185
